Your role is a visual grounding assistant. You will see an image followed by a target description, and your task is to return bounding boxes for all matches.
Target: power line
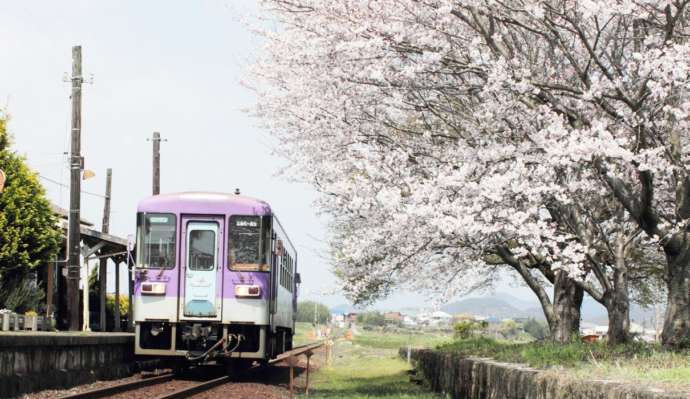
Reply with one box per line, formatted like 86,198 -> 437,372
39,174 -> 107,199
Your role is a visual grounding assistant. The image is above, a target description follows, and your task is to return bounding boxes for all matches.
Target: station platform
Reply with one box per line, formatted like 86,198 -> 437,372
0,331 -> 138,398
0,330 -> 133,346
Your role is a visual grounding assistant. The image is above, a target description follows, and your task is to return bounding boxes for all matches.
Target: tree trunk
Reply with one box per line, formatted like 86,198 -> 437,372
662,242 -> 690,349
605,292 -> 630,345
606,238 -> 631,345
550,271 -> 584,343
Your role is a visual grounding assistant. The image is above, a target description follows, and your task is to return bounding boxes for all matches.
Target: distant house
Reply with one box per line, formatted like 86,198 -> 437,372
346,312 -> 358,322
427,311 -> 453,327
384,312 -> 403,323
402,315 -> 417,327
331,313 -> 346,328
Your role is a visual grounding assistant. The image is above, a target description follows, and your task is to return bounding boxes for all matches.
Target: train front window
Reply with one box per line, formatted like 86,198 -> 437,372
229,215 -> 267,271
137,213 -> 177,269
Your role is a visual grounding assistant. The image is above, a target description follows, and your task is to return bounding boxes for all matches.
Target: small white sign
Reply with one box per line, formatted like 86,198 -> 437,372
236,219 -> 258,227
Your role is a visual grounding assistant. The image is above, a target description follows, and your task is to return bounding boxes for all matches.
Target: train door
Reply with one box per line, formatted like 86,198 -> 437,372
180,217 -> 223,320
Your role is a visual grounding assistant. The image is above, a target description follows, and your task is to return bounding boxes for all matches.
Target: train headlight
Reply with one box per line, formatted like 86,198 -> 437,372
141,282 -> 166,295
235,284 -> 261,298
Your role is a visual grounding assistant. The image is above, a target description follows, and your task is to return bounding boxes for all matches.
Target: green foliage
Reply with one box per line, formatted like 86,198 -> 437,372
0,275 -> 44,312
523,318 -> 549,340
498,319 -> 519,337
438,336 -> 688,369
305,355 -> 438,398
357,311 -> 386,327
0,115 -> 61,312
355,329 -> 451,350
296,300 -> 330,324
453,320 -> 487,339
305,330 -> 440,398
106,294 -> 129,317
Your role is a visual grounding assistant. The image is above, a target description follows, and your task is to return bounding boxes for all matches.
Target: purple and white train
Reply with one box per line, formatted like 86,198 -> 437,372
133,192 -> 299,366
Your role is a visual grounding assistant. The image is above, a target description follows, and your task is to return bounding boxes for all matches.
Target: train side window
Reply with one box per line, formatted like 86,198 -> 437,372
282,254 -> 287,287
283,258 -> 288,288
288,255 -> 293,292
278,258 -> 283,285
136,213 -> 177,269
280,259 -> 284,287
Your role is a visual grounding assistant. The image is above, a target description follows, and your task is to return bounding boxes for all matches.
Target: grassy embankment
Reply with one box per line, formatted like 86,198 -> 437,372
295,322 -> 448,398
439,337 -> 690,392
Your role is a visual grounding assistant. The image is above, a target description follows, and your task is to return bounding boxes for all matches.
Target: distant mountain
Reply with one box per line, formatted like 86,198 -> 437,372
441,297 -> 545,320
482,293 -> 541,311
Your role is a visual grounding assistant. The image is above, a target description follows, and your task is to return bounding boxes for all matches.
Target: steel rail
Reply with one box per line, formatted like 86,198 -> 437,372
152,375 -> 230,399
58,373 -> 174,399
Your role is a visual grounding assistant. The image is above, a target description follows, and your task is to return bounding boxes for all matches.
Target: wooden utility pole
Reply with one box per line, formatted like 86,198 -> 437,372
67,45 -> 84,331
99,168 -> 112,331
152,132 -> 161,195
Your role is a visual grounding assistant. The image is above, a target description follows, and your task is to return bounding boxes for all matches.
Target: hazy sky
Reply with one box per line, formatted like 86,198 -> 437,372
1,1 -> 536,310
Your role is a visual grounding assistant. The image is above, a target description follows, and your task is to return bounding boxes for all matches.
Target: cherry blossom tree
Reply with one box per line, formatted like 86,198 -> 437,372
252,0 -> 689,347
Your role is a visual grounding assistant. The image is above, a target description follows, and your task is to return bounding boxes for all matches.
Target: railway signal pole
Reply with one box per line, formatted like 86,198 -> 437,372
67,45 -> 84,331
99,168 -> 112,331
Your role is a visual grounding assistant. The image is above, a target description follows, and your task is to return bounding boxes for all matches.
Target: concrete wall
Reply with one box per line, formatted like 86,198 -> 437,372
402,348 -> 690,399
0,332 -> 136,398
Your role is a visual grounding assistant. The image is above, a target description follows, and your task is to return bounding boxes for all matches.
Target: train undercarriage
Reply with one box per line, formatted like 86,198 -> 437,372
136,321 -> 293,368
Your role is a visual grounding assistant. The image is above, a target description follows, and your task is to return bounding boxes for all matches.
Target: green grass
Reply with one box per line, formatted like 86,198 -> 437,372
305,353 -> 438,398
353,329 -> 450,350
294,322 -> 315,346
303,340 -> 439,398
438,336 -> 673,367
297,326 -> 447,398
438,337 -> 690,391
574,352 -> 690,388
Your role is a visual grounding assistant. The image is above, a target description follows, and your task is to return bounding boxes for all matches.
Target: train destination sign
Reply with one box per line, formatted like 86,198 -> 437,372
236,219 -> 258,227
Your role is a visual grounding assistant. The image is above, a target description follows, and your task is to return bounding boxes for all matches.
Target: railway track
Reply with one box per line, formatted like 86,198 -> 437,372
57,341 -> 325,399
58,373 -> 229,399
57,373 -> 174,399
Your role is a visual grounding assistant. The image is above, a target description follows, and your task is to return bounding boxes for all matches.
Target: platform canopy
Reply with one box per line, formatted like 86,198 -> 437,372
52,204 -> 129,263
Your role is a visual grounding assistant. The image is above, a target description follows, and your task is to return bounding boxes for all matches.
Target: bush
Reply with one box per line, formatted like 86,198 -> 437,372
106,294 -> 129,317
523,318 -> 549,340
0,115 -> 61,312
357,311 -> 386,327
453,320 -> 487,339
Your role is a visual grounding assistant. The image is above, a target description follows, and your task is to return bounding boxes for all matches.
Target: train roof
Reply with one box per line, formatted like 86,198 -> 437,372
137,192 -> 272,215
